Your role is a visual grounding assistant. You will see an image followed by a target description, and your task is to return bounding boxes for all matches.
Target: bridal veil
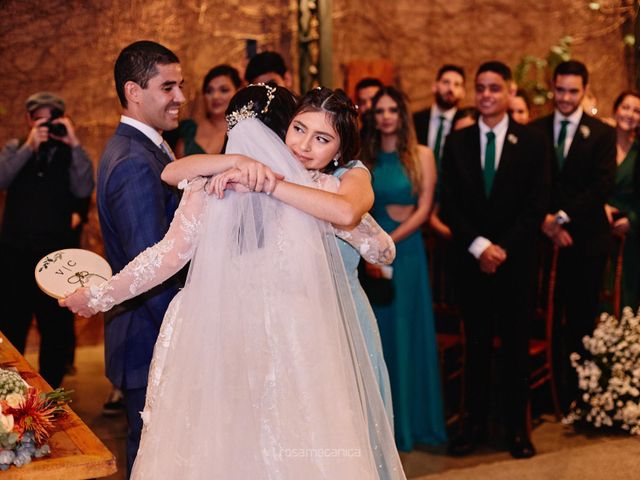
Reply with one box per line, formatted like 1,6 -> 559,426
131,118 -> 405,479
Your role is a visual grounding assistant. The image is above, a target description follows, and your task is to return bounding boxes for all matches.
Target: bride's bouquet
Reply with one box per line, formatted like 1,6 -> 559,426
0,368 -> 71,469
565,307 -> 640,434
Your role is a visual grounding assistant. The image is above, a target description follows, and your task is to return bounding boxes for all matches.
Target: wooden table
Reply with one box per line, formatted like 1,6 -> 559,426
0,332 -> 117,479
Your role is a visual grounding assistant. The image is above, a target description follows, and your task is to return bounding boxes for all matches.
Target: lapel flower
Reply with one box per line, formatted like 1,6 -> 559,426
580,125 -> 590,139
507,133 -> 518,145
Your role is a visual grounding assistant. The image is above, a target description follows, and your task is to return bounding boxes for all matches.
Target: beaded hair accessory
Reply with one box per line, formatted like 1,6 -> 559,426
226,83 -> 277,130
226,101 -> 257,130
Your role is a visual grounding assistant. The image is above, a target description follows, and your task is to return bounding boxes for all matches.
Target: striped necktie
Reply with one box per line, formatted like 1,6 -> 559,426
159,140 -> 176,162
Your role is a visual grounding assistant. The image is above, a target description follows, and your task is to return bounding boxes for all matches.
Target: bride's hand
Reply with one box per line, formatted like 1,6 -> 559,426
208,168 -> 249,198
59,287 -> 95,318
233,155 -> 283,194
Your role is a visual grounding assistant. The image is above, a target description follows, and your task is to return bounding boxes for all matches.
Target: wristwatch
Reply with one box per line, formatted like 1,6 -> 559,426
554,212 -> 569,225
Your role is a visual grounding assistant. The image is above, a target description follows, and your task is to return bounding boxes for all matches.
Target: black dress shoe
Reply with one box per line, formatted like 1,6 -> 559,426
448,434 -> 476,456
509,434 -> 536,459
447,425 -> 486,456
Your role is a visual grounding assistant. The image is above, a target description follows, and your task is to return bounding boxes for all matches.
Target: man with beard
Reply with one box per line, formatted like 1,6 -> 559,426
97,40 -> 186,477
416,66 -> 466,244
413,64 -> 466,171
531,61 -> 616,413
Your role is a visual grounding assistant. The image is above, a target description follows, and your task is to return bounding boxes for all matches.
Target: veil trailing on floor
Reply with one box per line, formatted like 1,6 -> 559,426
131,118 -> 405,479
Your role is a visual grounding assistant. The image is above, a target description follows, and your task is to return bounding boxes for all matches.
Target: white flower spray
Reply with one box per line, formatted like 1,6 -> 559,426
565,307 -> 640,433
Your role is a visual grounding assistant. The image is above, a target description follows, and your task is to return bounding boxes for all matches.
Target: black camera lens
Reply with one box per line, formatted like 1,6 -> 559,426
43,108 -> 67,137
47,122 -> 67,137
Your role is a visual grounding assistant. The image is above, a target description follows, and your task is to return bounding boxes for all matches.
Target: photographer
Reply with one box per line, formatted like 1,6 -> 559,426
0,92 -> 94,388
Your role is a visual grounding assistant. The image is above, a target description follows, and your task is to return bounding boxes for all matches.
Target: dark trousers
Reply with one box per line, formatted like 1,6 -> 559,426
456,258 -> 535,434
553,248 -> 607,411
0,244 -> 75,388
124,387 -> 146,479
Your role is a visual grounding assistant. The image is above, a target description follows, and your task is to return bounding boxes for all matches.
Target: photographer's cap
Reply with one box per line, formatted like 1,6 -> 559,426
25,92 -> 65,114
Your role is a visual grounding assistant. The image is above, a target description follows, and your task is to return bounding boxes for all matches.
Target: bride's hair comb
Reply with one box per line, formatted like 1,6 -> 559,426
226,101 -> 257,130
226,83 -> 277,130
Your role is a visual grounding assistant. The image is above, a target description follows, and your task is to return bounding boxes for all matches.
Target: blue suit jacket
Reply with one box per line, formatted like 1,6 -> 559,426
97,123 -> 181,390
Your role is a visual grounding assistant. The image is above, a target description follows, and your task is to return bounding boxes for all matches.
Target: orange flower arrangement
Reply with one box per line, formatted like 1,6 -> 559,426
2,388 -> 57,445
0,367 -> 71,469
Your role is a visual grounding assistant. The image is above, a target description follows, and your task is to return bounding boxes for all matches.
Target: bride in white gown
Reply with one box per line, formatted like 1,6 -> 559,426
62,84 -> 405,479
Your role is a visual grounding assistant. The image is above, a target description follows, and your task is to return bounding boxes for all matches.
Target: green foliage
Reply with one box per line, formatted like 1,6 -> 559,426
41,388 -> 73,416
513,37 -> 573,111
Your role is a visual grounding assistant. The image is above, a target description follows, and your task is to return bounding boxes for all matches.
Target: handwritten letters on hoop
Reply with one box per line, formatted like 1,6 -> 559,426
35,249 -> 112,299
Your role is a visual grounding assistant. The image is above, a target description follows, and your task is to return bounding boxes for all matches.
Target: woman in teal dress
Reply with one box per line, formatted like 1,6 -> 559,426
334,162 -> 395,422
362,86 -> 447,451
175,65 -> 242,157
604,91 -> 640,315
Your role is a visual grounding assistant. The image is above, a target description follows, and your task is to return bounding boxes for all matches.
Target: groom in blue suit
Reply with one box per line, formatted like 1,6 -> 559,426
97,40 -> 185,477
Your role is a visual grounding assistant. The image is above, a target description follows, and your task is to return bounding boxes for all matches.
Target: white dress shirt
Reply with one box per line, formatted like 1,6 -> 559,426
552,107 -> 583,223
478,114 -> 509,169
427,105 -> 457,153
553,107 -> 583,158
120,115 -> 164,148
468,114 -> 510,259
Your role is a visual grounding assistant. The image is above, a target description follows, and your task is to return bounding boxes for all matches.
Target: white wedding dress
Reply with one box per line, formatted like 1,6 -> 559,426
87,118 -> 405,479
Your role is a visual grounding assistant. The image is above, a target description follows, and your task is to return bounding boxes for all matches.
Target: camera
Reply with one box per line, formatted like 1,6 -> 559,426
42,108 -> 67,137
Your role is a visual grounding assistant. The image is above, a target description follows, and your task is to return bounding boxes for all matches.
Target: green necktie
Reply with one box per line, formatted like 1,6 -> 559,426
433,115 -> 445,171
484,131 -> 496,195
556,120 -> 570,169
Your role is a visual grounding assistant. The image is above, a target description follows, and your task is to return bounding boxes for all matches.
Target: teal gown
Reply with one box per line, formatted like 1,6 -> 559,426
178,119 -> 207,155
334,162 -> 394,425
369,151 -> 447,451
603,144 -> 640,314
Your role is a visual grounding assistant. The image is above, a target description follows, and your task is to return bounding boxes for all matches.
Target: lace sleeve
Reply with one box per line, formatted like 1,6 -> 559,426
334,213 -> 396,265
87,177 -> 208,313
312,172 -> 396,265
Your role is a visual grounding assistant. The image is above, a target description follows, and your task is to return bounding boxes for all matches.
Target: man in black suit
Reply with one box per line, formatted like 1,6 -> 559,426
354,77 -> 383,117
413,64 -> 466,170
441,61 -> 550,459
531,60 -> 616,412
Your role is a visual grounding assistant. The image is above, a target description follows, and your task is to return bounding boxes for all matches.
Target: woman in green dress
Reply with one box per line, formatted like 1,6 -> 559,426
361,86 -> 447,451
603,91 -> 640,315
175,65 -> 242,157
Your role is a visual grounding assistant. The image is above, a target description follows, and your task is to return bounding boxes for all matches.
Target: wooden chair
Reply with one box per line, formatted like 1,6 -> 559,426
528,241 -> 562,421
486,240 -> 562,423
600,235 -> 626,318
428,234 -> 562,426
426,233 -> 465,426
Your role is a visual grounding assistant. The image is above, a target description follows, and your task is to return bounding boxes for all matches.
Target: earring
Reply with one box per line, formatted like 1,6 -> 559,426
333,156 -> 339,167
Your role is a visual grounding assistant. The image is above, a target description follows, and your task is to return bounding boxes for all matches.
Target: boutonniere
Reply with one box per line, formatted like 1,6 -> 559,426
507,133 -> 518,145
580,125 -> 591,139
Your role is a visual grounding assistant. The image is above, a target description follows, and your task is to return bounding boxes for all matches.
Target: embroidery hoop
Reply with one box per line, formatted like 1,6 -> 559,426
35,248 -> 112,299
